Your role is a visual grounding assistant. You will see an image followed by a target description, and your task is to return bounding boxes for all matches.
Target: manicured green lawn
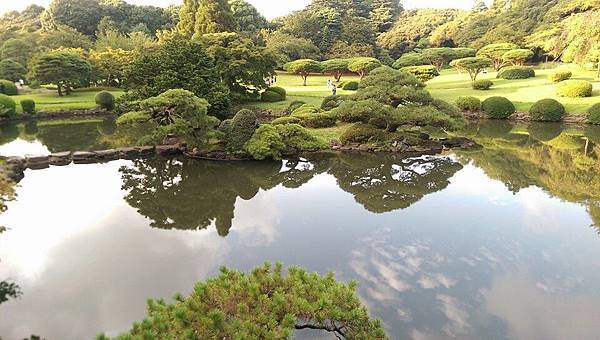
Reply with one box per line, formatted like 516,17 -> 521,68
427,65 -> 600,113
11,88 -> 124,113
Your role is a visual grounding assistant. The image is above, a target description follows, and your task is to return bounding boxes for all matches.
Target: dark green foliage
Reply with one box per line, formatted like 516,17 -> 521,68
432,99 -> 462,118
587,103 -> 600,125
527,122 -> 563,142
321,95 -> 346,111
455,96 -> 481,112
0,94 -> 16,117
556,80 -> 593,98
0,59 -> 27,82
529,98 -> 565,122
28,52 -> 92,96
342,81 -> 359,91
472,79 -> 493,90
294,113 -> 336,129
481,96 -> 516,119
392,52 -> 430,68
267,86 -> 286,99
124,39 -> 230,118
497,66 -> 536,80
245,124 -> 286,160
284,59 -> 323,86
0,38 -> 35,67
399,65 -> 440,82
271,116 -> 302,125
0,80 -> 17,96
227,108 -> 258,152
287,100 -> 306,113
333,99 -> 393,123
340,124 -> 384,144
229,0 -> 268,33
275,124 -> 325,152
95,91 -> 115,110
392,105 -> 464,130
261,90 -> 284,102
321,59 -> 350,82
116,263 -> 386,338
548,71 -> 572,83
20,99 -> 35,114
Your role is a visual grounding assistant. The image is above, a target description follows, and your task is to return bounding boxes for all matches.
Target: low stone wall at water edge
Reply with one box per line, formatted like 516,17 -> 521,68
0,144 -> 185,182
0,108 -> 113,122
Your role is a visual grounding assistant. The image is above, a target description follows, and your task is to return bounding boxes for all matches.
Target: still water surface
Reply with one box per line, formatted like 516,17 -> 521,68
1,119 -> 600,339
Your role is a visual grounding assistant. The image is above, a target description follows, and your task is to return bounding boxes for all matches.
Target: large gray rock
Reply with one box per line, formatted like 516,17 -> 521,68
94,149 -> 118,160
26,155 -> 50,169
72,151 -> 97,164
117,147 -> 140,158
49,151 -> 72,166
155,144 -> 181,155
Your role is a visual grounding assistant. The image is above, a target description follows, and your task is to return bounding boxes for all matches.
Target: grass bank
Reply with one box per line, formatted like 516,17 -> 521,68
10,88 -> 124,113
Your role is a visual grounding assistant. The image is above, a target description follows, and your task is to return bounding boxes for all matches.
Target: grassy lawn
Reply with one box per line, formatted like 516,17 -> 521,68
427,65 -> 600,113
11,88 -> 124,113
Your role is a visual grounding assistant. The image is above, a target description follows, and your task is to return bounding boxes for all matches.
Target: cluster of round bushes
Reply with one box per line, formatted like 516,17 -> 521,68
548,70 -> 572,83
261,87 -> 287,102
556,80 -> 593,98
472,79 -> 493,90
497,66 -> 535,80
0,79 -> 18,96
481,96 -> 516,119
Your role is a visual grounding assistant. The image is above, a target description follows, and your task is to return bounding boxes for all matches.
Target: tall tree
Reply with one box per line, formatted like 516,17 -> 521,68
368,0 -> 402,33
193,0 -> 237,38
177,0 -> 201,38
229,0 -> 268,33
28,52 -> 92,96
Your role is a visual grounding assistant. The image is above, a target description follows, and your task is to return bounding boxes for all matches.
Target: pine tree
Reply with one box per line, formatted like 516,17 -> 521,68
368,0 -> 402,33
472,0 -> 488,12
177,0 -> 200,38
193,0 -> 236,38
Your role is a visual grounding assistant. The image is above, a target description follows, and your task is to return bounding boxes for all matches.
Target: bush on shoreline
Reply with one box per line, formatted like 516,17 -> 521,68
20,99 -> 35,114
455,96 -> 481,112
0,94 -> 16,117
529,98 -> 565,122
481,96 -> 515,119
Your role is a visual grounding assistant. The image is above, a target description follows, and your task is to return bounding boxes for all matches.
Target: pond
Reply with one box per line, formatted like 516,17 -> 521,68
1,119 -> 600,339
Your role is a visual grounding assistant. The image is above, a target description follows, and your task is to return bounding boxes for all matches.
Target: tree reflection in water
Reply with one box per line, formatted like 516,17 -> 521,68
119,153 -> 464,234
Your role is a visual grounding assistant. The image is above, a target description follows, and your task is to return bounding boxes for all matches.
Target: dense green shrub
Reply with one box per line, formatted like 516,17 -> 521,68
288,100 -> 306,113
0,59 -> 27,82
339,124 -> 384,144
399,65 -> 439,82
455,96 -> 481,112
432,99 -> 462,118
0,94 -> 17,117
556,80 -> 593,98
294,112 -> 336,128
0,80 -> 17,95
227,109 -> 258,151
261,90 -> 284,102
342,81 -> 359,91
271,116 -> 302,125
472,79 -> 493,90
20,99 -> 35,114
392,52 -> 430,68
95,91 -> 115,110
548,70 -> 572,83
267,86 -> 286,99
292,104 -> 320,115
321,95 -> 346,110
332,99 -> 393,123
245,124 -> 286,160
481,96 -> 515,119
529,98 -> 565,122
587,103 -> 600,125
275,124 -> 325,151
497,66 -> 535,79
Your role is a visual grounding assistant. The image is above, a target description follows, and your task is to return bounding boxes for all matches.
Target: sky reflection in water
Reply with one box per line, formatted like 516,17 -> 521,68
1,120 -> 600,339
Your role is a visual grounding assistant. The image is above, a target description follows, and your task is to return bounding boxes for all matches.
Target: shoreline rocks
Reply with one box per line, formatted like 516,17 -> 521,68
0,108 -> 113,123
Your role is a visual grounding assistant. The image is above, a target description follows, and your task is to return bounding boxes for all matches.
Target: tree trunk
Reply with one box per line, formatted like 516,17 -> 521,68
597,62 -> 600,79
335,72 -> 342,82
302,75 -> 307,86
57,84 -> 63,96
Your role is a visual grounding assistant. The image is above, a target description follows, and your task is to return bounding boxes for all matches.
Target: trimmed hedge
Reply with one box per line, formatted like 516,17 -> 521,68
261,90 -> 284,102
497,66 -> 535,79
0,94 -> 17,117
294,112 -> 336,128
0,79 -> 18,95
556,80 -> 593,98
267,86 -> 286,99
587,103 -> 600,125
321,95 -> 346,110
399,65 -> 439,82
292,104 -> 320,115
481,96 -> 515,119
288,100 -> 306,113
529,98 -> 565,122
455,96 -> 481,112
339,124 -> 384,144
95,91 -> 115,110
472,79 -> 493,90
20,99 -> 35,114
548,70 -> 572,83
271,116 -> 301,125
342,81 -> 359,91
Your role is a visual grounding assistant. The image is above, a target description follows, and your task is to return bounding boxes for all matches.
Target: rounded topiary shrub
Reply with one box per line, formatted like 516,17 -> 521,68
271,116 -> 302,125
0,79 -> 18,95
472,79 -> 493,90
267,86 -> 286,99
95,91 -> 115,110
321,95 -> 346,111
288,100 -> 306,113
529,98 -> 565,122
481,96 -> 515,119
556,80 -> 593,98
342,81 -> 359,91
292,104 -> 320,115
294,113 -> 335,128
339,124 -> 384,144
0,94 -> 17,117
587,103 -> 600,125
497,67 -> 535,80
456,96 -> 481,112
20,99 -> 35,114
261,90 -> 284,102
548,70 -> 572,83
